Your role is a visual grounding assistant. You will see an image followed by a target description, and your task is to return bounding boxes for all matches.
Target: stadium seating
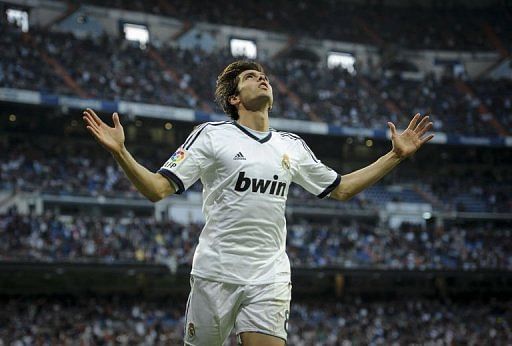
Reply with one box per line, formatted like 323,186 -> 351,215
1,22 -> 510,136
1,296 -> 509,345
81,0 -> 507,52
2,209 -> 510,270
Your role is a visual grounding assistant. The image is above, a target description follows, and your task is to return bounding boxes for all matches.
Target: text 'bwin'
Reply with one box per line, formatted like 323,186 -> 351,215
234,171 -> 287,196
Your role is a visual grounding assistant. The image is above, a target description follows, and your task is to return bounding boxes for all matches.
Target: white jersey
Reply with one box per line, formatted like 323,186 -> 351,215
158,121 -> 340,285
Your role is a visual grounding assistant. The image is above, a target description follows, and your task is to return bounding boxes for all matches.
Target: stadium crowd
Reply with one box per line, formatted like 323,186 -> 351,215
1,209 -> 511,271
34,30 -> 195,109
1,296 -> 510,345
288,298 -> 512,345
0,23 -> 68,95
469,79 -> 512,130
1,138 -> 144,198
2,133 -> 511,213
371,72 -> 498,136
1,22 -> 510,136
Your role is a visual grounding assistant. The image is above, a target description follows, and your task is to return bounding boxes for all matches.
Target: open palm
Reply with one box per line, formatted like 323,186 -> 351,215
388,113 -> 434,159
82,108 -> 125,154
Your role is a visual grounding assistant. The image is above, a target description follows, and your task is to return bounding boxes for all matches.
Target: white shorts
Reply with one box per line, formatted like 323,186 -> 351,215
183,275 -> 291,346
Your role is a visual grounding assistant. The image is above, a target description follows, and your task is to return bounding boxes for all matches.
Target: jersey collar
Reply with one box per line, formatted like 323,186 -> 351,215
232,121 -> 272,143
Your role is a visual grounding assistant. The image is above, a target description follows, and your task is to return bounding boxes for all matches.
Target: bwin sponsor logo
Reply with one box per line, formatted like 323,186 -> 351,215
234,171 -> 287,196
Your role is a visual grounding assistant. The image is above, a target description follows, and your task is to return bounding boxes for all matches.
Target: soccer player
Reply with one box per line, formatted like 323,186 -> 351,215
82,60 -> 433,346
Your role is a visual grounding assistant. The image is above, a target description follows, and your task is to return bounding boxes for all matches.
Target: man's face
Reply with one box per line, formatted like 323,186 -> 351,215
233,69 -> 273,111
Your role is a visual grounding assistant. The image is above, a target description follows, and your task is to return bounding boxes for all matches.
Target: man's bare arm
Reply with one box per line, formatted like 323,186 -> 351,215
331,113 -> 434,201
82,108 -> 174,202
331,151 -> 402,201
111,147 -> 175,202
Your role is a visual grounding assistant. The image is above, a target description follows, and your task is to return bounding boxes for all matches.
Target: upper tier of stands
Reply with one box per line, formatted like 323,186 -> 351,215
80,0 -> 510,52
1,22 -> 510,137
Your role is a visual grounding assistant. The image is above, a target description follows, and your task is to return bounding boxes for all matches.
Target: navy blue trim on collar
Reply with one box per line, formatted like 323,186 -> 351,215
184,121 -> 231,150
232,121 -> 272,143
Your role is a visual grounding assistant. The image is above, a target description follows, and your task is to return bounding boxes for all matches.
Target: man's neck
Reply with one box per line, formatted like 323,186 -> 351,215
237,110 -> 269,132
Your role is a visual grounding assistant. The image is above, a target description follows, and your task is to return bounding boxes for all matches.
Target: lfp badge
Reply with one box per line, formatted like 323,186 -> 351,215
170,147 -> 186,163
164,146 -> 186,169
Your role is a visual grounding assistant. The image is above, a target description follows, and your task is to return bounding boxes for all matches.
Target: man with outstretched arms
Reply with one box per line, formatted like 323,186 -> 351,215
83,60 -> 434,346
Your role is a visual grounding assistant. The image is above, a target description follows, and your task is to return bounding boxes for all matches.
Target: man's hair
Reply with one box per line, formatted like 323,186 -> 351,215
215,60 -> 265,120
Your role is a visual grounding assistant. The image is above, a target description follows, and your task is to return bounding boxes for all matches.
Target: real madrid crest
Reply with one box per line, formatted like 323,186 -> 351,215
187,322 -> 196,337
281,153 -> 291,170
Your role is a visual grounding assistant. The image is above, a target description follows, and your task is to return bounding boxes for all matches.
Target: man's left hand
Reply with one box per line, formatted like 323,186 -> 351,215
388,113 -> 434,160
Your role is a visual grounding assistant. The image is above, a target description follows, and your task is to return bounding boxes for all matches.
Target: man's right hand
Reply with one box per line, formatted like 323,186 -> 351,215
83,108 -> 125,154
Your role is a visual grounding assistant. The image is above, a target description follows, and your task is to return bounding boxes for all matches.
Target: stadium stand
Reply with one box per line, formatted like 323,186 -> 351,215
0,21 -> 510,135
2,124 -> 511,212
1,296 -> 510,345
1,209 -> 511,271
80,0 -> 509,51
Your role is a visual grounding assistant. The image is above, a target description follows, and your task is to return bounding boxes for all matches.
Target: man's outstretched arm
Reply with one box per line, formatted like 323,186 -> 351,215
331,113 -> 434,201
82,108 -> 175,202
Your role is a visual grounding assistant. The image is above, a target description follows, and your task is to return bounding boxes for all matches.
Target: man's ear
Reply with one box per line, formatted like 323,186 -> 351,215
229,94 -> 241,105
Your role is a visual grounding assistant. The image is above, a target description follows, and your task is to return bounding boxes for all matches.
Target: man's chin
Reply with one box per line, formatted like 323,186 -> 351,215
246,94 -> 273,112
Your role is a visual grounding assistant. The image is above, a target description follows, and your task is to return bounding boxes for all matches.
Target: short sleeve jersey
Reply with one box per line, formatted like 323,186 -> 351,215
158,121 -> 341,285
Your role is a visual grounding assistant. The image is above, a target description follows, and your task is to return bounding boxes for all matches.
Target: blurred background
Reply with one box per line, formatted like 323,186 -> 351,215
0,0 -> 511,344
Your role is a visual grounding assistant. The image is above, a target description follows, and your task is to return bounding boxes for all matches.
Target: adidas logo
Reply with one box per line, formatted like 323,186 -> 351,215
233,152 -> 246,160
